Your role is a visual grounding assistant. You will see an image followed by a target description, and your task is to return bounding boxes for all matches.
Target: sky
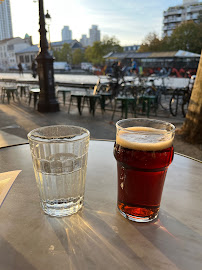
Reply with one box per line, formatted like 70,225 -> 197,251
10,0 -> 183,46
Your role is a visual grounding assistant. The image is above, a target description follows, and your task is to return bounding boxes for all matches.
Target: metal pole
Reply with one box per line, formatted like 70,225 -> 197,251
36,0 -> 59,112
48,24 -> 51,50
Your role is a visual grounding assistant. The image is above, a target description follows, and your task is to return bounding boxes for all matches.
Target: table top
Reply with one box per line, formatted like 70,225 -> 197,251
71,91 -> 111,98
116,95 -> 136,100
71,91 -> 87,97
139,95 -> 156,99
2,86 -> 17,90
99,92 -> 112,96
0,141 -> 202,270
57,87 -> 87,92
30,88 -> 40,93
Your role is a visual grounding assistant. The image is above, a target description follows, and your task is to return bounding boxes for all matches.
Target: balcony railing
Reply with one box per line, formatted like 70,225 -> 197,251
163,25 -> 177,31
163,17 -> 181,23
164,9 -> 183,16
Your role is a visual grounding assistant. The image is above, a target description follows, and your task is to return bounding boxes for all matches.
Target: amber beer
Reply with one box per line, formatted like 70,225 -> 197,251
114,119 -> 175,222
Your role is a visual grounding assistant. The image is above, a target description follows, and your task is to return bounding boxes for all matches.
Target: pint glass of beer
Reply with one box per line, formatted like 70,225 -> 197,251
114,118 -> 175,222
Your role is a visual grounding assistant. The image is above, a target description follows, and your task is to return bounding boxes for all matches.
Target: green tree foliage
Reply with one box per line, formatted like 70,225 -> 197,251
102,36 -> 123,55
85,36 -> 123,65
53,43 -> 72,63
85,42 -> 104,65
169,21 -> 202,54
138,33 -> 169,52
138,21 -> 202,54
72,49 -> 85,65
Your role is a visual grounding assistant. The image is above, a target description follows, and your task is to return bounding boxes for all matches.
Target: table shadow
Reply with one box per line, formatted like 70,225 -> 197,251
0,236 -> 37,270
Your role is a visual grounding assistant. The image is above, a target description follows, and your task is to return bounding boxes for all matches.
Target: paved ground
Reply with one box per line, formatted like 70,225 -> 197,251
0,72 -> 201,160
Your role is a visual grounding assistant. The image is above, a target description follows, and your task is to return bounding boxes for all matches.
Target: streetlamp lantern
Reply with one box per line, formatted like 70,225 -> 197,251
45,10 -> 51,20
35,0 -> 59,112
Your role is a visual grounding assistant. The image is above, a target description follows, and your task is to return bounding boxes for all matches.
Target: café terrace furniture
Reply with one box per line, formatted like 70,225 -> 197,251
111,95 -> 137,120
68,90 -> 87,115
82,92 -> 101,116
138,95 -> 157,117
28,88 -> 40,109
111,94 -> 158,120
56,87 -> 72,106
99,92 -> 113,113
17,84 -> 29,98
1,86 -> 19,104
68,89 -> 112,116
0,140 -> 201,270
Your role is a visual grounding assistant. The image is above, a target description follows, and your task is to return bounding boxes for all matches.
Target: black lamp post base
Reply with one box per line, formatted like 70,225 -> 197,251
38,101 -> 60,113
36,53 -> 60,113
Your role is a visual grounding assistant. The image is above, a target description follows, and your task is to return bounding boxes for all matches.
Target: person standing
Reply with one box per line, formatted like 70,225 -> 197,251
18,62 -> 23,76
31,60 -> 37,78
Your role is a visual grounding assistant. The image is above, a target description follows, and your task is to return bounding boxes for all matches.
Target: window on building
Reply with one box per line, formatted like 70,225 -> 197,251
7,44 -> 14,51
25,55 -> 30,63
20,56 -> 24,63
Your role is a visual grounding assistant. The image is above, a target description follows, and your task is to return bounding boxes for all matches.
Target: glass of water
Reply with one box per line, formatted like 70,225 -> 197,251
27,125 -> 90,217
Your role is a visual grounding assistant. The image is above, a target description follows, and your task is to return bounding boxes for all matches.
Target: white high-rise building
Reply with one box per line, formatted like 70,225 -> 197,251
80,34 -> 89,47
163,0 -> 202,37
61,26 -> 72,41
89,25 -> 100,46
0,0 -> 13,41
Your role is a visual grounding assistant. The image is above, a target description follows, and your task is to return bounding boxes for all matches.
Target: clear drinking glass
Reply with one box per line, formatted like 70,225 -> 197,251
114,118 -> 175,222
28,125 -> 90,217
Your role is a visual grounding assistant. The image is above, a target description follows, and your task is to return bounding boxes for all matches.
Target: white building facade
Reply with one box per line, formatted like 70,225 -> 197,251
0,0 -> 13,41
0,37 -> 32,70
163,0 -> 202,36
16,40 -> 83,69
89,25 -> 100,46
123,45 -> 140,52
61,26 -> 72,41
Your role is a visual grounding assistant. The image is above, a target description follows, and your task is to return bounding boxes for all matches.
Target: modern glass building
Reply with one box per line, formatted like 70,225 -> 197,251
0,0 -> 13,40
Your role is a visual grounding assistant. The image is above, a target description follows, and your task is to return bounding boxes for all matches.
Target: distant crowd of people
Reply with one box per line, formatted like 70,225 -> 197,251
100,61 -> 196,78
102,59 -> 144,78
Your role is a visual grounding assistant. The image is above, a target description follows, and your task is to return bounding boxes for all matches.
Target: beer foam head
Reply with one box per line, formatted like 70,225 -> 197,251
116,127 -> 174,151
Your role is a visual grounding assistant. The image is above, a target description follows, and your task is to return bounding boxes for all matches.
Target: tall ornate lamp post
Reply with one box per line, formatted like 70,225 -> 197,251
35,0 -> 59,112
